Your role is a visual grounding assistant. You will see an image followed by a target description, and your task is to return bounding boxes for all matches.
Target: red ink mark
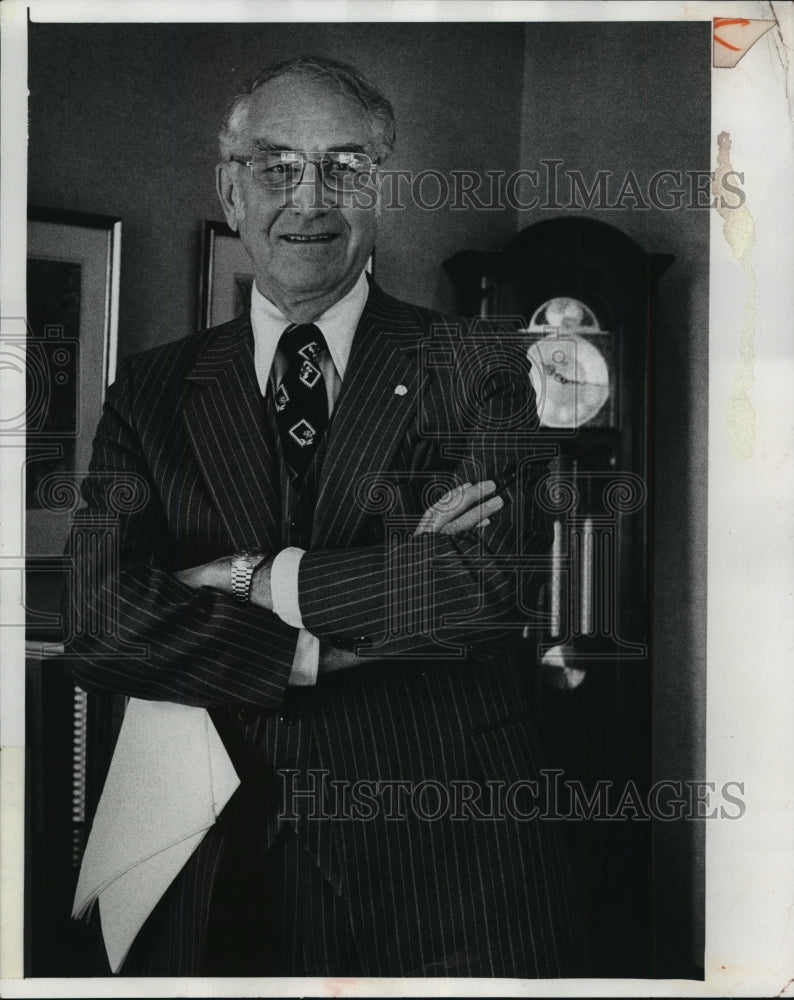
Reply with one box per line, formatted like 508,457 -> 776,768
714,17 -> 751,52
714,17 -> 750,52
713,16 -> 776,68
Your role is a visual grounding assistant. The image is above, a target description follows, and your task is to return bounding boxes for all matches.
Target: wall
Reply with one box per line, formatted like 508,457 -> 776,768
518,21 -> 711,974
28,21 -> 526,357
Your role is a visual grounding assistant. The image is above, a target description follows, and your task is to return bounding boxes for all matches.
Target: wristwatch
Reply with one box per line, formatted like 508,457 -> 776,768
230,550 -> 267,602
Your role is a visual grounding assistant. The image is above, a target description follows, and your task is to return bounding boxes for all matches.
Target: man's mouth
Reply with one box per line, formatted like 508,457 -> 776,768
280,233 -> 339,244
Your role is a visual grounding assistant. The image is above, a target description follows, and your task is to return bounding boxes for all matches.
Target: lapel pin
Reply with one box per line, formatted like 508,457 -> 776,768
394,384 -> 407,396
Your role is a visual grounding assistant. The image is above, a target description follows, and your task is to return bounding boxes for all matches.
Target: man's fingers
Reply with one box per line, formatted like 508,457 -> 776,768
440,494 -> 503,534
415,481 -> 476,534
174,557 -> 230,591
415,480 -> 498,535
174,566 -> 203,588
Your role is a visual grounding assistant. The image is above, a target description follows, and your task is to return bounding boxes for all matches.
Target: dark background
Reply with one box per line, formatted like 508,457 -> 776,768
27,18 -> 710,978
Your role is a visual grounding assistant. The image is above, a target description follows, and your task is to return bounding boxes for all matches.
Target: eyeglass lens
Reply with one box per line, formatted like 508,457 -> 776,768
250,151 -> 373,190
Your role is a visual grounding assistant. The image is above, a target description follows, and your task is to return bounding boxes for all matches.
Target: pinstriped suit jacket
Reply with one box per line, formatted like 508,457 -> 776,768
65,280 -> 583,977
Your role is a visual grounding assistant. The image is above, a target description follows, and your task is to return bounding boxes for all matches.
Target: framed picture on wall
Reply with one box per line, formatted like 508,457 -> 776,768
26,207 -> 121,635
199,219 -> 373,329
199,220 -> 254,330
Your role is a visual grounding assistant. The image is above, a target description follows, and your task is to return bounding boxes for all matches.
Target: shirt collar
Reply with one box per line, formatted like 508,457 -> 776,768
250,270 -> 369,395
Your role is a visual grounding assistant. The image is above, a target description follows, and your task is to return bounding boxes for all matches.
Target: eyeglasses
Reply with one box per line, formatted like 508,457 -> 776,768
229,150 -> 378,191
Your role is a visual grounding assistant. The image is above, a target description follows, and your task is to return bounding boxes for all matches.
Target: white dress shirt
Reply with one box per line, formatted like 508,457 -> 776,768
250,270 -> 369,685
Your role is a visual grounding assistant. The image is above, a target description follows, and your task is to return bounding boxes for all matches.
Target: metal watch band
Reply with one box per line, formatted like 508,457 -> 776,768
230,551 -> 266,602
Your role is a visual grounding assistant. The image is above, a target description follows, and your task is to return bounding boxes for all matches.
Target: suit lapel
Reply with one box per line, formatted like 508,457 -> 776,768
182,314 -> 282,552
312,286 -> 426,547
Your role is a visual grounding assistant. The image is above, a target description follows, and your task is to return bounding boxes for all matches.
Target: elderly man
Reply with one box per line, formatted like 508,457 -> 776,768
66,55 -> 582,977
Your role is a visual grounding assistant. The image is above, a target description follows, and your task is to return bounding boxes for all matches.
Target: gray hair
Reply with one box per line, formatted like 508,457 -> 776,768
218,55 -> 396,162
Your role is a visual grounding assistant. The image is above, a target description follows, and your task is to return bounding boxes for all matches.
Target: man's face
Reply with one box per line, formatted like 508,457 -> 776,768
217,74 -> 379,318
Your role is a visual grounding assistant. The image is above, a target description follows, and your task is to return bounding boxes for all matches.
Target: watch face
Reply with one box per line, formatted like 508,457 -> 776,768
527,333 -> 611,429
233,551 -> 265,571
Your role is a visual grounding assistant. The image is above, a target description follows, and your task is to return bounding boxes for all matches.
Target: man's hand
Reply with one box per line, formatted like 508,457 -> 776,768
174,557 -> 231,591
414,479 -> 503,536
174,555 -> 275,610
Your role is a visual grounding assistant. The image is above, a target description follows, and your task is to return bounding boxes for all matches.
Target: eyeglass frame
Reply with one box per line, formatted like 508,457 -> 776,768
227,149 -> 380,191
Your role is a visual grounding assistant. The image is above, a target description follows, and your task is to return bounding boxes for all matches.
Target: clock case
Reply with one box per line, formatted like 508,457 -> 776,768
444,217 -> 674,975
444,217 -> 674,664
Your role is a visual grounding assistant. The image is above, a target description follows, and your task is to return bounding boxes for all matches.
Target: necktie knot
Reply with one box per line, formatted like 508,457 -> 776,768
275,323 -> 329,478
279,323 -> 326,365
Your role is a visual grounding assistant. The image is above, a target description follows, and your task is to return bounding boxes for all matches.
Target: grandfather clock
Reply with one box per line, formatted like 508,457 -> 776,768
444,217 -> 673,977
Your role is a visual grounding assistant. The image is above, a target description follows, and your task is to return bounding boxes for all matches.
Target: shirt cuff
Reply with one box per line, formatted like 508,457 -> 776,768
271,547 -> 305,629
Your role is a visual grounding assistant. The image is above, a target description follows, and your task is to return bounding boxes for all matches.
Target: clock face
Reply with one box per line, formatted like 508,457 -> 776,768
528,296 -> 600,332
527,333 -> 611,429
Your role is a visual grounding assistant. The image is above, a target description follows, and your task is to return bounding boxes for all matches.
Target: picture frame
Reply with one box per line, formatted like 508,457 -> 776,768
26,207 -> 121,636
198,220 -> 254,330
199,219 -> 374,329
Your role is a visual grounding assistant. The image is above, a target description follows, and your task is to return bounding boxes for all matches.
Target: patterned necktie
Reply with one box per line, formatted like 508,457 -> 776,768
274,323 -> 329,478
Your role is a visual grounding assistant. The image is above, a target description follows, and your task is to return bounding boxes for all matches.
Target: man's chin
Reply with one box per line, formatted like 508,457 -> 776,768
271,255 -> 367,292
258,265 -> 363,312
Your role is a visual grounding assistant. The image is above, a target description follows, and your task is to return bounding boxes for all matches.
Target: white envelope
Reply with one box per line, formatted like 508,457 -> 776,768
72,698 -> 240,972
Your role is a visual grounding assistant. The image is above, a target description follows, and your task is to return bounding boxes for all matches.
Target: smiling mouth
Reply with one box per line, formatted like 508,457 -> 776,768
281,234 -> 339,244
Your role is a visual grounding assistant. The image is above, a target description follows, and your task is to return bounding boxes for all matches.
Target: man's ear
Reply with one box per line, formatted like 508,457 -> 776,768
216,161 -> 244,232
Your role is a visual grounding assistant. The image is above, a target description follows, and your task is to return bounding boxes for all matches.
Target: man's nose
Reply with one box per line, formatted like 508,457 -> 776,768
288,160 -> 333,212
